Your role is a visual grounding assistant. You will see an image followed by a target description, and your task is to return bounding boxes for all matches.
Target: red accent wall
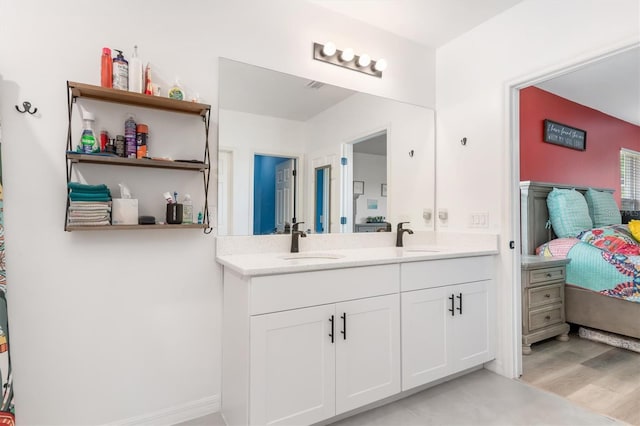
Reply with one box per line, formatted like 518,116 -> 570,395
520,86 -> 640,205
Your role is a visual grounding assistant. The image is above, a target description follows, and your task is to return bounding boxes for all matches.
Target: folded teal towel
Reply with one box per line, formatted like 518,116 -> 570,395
68,182 -> 110,193
69,193 -> 111,202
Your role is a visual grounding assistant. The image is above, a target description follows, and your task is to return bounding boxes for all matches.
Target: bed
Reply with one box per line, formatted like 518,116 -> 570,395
520,181 -> 640,340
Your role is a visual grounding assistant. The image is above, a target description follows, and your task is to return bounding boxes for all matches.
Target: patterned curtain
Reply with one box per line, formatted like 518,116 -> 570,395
0,125 -> 15,424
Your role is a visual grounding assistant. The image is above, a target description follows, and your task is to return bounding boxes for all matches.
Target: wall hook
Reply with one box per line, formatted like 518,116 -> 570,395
408,149 -> 414,157
460,137 -> 467,146
15,101 -> 38,115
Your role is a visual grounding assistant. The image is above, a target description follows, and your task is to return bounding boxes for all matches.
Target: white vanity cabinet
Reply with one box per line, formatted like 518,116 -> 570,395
222,264 -> 401,426
400,256 -> 495,391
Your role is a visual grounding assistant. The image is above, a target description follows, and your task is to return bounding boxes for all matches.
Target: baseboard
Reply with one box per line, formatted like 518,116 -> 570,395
106,394 -> 220,426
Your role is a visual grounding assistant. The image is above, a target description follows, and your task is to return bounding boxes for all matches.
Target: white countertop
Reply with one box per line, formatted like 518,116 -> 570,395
216,234 -> 499,276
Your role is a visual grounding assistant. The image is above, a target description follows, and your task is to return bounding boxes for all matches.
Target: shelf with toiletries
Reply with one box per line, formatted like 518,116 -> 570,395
66,152 -> 208,171
68,81 -> 209,116
64,80 -> 212,232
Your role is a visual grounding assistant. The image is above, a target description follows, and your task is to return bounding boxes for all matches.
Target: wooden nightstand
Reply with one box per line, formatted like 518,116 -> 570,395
521,255 -> 571,355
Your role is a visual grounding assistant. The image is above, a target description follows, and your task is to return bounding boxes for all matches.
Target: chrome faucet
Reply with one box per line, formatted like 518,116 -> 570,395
291,222 -> 307,253
396,222 -> 414,247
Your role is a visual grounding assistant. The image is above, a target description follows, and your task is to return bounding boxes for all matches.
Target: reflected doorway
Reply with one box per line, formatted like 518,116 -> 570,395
314,165 -> 331,233
253,154 -> 297,235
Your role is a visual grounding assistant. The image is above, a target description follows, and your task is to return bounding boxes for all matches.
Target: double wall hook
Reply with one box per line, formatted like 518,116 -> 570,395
15,101 -> 38,115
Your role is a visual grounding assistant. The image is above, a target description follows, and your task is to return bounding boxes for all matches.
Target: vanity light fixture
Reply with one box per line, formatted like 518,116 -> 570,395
313,42 -> 386,78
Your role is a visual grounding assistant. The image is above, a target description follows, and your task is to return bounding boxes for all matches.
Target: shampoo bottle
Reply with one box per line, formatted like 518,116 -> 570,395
100,47 -> 112,88
128,45 -> 143,93
112,49 -> 129,90
182,194 -> 193,224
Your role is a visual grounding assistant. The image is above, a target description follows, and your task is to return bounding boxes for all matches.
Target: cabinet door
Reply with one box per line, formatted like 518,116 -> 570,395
401,287 -> 449,390
334,294 -> 401,415
449,280 -> 491,373
250,304 -> 335,425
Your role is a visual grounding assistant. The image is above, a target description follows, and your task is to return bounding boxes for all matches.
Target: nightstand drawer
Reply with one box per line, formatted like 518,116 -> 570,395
529,305 -> 563,331
528,266 -> 564,285
528,283 -> 562,308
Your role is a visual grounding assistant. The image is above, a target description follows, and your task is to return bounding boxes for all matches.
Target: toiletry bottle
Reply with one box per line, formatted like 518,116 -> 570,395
77,105 -> 99,153
100,47 -> 112,88
135,123 -> 148,159
124,114 -> 137,158
112,49 -> 129,90
128,45 -> 143,93
182,194 -> 193,224
168,79 -> 185,100
144,63 -> 153,95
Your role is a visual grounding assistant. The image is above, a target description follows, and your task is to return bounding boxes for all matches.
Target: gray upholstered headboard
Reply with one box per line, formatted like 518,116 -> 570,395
520,181 -> 616,255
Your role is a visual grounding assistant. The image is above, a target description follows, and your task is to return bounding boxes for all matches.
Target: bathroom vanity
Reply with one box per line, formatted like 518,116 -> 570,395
217,233 -> 498,425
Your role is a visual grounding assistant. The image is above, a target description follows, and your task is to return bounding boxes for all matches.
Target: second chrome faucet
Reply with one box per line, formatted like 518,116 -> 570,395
396,222 -> 414,247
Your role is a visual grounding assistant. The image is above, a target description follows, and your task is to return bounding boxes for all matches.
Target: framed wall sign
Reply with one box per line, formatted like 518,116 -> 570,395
543,119 -> 587,151
353,180 -> 364,195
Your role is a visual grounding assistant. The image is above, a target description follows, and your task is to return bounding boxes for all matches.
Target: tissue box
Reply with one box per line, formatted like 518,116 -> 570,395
112,199 -> 139,225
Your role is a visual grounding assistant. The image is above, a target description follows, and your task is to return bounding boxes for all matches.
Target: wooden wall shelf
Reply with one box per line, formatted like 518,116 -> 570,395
68,81 -> 210,116
66,224 -> 206,232
66,152 -> 208,171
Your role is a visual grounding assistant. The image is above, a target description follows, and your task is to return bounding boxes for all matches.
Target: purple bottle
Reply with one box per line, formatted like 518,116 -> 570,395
124,115 -> 137,158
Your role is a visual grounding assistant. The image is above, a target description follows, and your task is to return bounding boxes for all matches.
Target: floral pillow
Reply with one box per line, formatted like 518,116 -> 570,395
578,225 -> 640,256
536,238 -> 580,257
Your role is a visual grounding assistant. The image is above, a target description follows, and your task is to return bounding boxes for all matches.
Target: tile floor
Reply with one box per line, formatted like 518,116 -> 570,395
176,369 -> 622,426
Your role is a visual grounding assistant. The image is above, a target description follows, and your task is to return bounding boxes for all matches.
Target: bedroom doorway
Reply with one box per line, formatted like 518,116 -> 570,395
510,43 -> 640,425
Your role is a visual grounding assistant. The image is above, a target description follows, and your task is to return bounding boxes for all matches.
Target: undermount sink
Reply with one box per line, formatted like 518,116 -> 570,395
280,253 -> 345,261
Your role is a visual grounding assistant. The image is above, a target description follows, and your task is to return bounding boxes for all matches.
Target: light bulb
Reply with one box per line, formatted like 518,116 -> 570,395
322,41 -> 336,57
340,48 -> 354,62
357,53 -> 371,68
373,58 -> 388,72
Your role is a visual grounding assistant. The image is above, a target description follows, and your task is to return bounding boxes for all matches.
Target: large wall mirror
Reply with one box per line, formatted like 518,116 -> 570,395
218,58 -> 435,236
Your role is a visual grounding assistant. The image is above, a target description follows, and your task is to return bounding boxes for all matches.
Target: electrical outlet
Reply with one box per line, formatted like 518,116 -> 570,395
423,208 -> 432,222
437,209 -> 448,227
469,212 -> 489,228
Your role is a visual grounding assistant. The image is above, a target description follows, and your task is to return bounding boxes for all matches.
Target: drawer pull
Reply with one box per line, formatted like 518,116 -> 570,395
329,315 -> 335,343
448,294 -> 455,316
546,273 -> 552,278
544,293 -> 551,298
545,315 -> 551,321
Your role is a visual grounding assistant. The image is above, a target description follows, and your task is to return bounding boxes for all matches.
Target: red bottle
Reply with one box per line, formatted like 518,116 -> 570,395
101,47 -> 112,88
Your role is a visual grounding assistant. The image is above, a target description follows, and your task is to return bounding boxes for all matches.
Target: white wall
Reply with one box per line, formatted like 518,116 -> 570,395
435,0 -> 640,378
307,93 -> 435,232
219,109 -> 306,236
0,0 -> 435,424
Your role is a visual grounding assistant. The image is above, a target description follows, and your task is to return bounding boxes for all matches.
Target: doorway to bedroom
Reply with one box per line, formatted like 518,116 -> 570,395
513,45 -> 640,425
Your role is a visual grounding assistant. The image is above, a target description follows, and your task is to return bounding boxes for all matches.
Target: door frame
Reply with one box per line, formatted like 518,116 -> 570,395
250,150 -> 303,234
506,40 -> 640,377
314,164 -> 331,234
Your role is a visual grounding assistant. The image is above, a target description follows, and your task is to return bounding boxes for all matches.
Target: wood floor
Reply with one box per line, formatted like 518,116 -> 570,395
521,331 -> 640,425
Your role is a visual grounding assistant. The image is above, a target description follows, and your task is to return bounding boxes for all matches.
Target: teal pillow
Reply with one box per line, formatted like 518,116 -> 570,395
585,188 -> 621,227
546,188 -> 593,237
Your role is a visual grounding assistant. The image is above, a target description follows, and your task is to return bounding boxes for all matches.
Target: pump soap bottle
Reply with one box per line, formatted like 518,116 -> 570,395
112,49 -> 129,91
